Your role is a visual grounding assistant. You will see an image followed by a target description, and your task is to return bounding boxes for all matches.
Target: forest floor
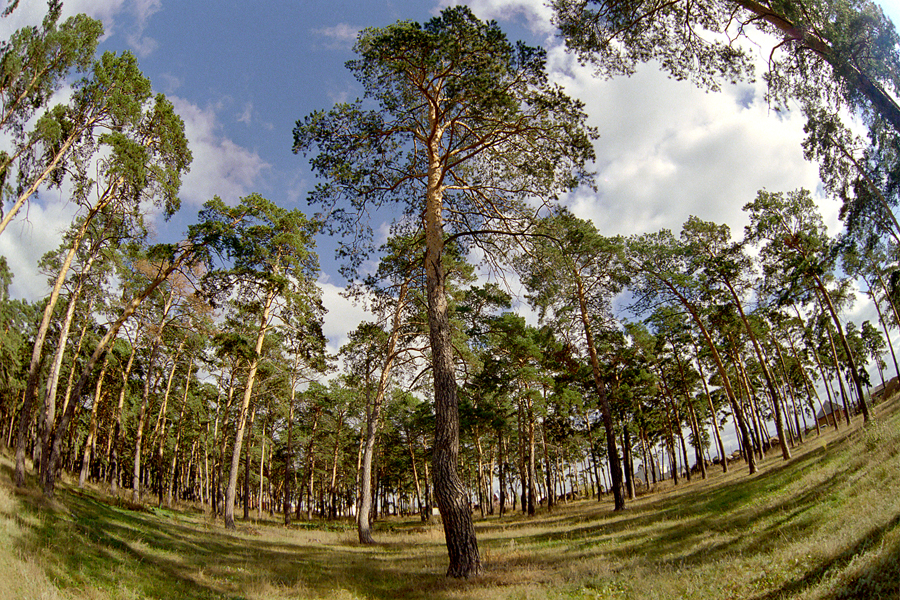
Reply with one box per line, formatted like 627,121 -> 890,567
1,399 -> 899,600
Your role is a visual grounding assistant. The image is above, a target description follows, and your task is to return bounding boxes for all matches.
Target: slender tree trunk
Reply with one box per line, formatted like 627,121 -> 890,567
497,430 -> 506,517
358,280 -> 408,543
304,406 -> 321,521
154,343 -> 184,505
166,359 -> 193,507
243,408 -> 258,521
823,318 -> 853,426
79,352 -> 110,488
37,266 -> 93,475
622,427 -> 635,498
406,431 -> 423,516
109,346 -> 136,495
42,246 -> 193,497
814,279 -> 870,421
133,348 -> 165,504
540,424 -> 554,510
694,350 -> 726,472
573,271 -> 625,509
722,278 -> 791,460
642,271 -> 756,473
224,286 -> 277,529
16,223 -> 89,486
17,180 -> 120,487
328,411 -> 345,520
284,361 -> 298,526
258,421 -> 266,521
876,271 -> 900,379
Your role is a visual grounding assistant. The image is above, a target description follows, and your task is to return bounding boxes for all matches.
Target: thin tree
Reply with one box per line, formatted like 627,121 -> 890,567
191,194 -> 322,529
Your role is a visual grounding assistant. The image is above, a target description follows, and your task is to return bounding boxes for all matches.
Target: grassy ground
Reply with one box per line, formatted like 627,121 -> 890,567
1,400 -> 899,600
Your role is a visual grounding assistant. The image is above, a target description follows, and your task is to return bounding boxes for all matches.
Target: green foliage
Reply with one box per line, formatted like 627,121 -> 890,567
294,5 -> 596,276
191,193 -> 321,314
555,0 -> 900,245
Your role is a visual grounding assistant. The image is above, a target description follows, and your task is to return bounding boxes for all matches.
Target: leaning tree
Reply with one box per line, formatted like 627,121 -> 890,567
554,0 -> 900,243
293,5 -> 595,577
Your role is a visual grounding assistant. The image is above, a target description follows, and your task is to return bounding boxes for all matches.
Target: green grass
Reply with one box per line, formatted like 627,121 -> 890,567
1,400 -> 899,599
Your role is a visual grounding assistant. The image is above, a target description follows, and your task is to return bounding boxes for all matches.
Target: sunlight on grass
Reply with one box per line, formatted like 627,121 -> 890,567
1,397 -> 899,599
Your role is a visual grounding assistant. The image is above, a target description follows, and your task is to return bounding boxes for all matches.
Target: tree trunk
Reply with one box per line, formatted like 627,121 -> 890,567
109,346 -> 137,495
358,280 -> 408,543
166,362 -> 192,507
876,271 -> 900,379
424,142 -> 481,577
815,283 -> 871,422
16,218 -> 90,486
328,411 -> 345,520
42,246 -> 193,497
37,264 -> 94,476
694,350 -> 726,473
133,350 -> 165,504
573,271 -> 625,510
79,352 -> 110,488
18,179 -> 121,488
224,286 -> 277,529
284,365 -> 297,526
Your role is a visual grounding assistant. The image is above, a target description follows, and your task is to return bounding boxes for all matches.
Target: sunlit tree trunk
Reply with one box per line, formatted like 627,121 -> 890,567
224,286 -> 276,529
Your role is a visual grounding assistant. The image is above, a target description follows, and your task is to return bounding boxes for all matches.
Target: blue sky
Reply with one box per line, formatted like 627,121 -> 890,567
2,0 -> 900,358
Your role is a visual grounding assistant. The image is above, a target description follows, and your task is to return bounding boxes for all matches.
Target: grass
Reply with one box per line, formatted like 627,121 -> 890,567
1,400 -> 899,600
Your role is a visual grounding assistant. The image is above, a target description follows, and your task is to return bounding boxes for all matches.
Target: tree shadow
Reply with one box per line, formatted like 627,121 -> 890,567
3,481 -> 481,600
750,513 -> 900,600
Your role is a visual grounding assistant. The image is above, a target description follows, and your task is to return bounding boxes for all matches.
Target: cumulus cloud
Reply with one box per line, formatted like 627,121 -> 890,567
0,0 -> 161,57
544,43 -> 826,240
169,96 -> 271,207
0,192 -> 77,301
438,0 -> 555,35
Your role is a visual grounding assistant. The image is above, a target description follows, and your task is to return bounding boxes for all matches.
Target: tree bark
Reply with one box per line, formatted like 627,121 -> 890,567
43,248 -> 193,497
573,270 -> 625,510
424,153 -> 481,576
78,352 -> 109,488
224,286 -> 276,529
358,280 -> 408,543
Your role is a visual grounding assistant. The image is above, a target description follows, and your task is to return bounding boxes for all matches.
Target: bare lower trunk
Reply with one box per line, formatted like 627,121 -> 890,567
425,138 -> 480,577
225,288 -> 276,529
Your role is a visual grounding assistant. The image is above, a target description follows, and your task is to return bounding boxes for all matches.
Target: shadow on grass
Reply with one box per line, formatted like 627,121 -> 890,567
475,437 -> 865,580
2,480 -> 466,600
750,512 -> 900,600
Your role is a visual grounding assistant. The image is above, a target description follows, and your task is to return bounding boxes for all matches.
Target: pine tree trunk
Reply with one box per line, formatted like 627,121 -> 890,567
573,271 -> 625,510
224,286 -> 276,529
424,148 -> 480,577
79,353 -> 109,487
694,351 -> 726,473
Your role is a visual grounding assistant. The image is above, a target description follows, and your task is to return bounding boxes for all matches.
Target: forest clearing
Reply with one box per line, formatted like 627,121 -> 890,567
1,395 -> 897,600
4,0 -> 900,591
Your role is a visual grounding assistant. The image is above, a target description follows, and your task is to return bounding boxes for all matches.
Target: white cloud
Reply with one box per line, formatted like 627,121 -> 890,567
313,22 -> 360,49
169,96 -> 271,207
0,192 -> 77,301
318,280 -> 374,356
237,102 -> 253,126
545,45 -> 824,239
0,0 -> 160,57
439,0 -> 555,35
